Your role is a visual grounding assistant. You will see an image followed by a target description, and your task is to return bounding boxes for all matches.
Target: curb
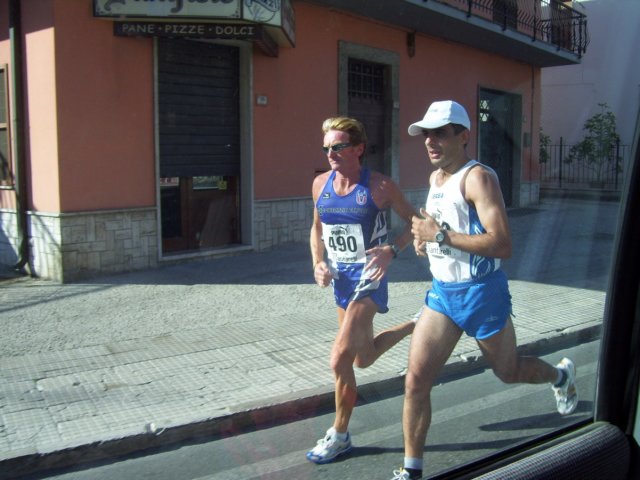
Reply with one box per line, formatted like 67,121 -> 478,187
0,324 -> 601,480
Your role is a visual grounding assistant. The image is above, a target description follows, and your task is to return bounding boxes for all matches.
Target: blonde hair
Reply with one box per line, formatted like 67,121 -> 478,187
321,116 -> 368,146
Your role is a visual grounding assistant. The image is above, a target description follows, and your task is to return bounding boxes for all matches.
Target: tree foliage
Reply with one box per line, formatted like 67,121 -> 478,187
539,128 -> 551,164
567,103 -> 622,184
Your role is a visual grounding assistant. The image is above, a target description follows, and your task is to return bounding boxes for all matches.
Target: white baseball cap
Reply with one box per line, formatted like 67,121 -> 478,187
408,100 -> 471,136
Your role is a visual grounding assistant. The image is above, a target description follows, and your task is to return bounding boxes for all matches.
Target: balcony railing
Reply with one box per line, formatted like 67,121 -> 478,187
438,0 -> 589,57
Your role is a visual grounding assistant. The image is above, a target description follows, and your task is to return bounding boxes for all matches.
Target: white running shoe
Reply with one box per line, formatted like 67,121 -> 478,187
391,468 -> 421,480
306,428 -> 352,464
553,357 -> 578,415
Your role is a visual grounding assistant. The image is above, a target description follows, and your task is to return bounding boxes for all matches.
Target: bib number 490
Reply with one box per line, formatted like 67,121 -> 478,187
322,223 -> 366,263
328,235 -> 358,253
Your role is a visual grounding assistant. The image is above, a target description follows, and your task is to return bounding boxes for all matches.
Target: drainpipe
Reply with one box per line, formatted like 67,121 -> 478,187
9,0 -> 31,275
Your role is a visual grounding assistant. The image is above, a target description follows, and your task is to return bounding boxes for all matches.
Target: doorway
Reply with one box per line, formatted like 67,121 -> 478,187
478,89 -> 521,207
347,58 -> 389,177
157,39 -> 241,253
339,43 -> 399,228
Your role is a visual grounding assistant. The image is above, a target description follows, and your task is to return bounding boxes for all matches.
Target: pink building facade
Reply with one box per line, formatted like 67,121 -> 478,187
0,0 -> 586,281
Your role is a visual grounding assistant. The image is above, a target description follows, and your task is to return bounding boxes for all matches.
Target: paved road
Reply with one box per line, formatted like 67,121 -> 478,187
0,198 -> 619,478
25,342 -> 601,480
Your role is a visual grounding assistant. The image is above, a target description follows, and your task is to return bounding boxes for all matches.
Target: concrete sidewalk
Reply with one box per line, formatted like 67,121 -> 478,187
0,198 -> 617,478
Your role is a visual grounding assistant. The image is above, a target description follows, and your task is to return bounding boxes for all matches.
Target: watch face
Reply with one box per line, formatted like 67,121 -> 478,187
435,231 -> 445,243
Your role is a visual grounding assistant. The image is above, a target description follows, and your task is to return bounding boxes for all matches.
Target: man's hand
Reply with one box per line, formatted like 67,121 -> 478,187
414,237 -> 427,257
412,208 -> 440,244
364,245 -> 394,281
313,260 -> 333,287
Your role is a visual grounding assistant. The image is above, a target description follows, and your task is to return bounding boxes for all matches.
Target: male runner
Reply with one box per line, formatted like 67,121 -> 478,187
307,116 -> 418,464
391,101 -> 578,480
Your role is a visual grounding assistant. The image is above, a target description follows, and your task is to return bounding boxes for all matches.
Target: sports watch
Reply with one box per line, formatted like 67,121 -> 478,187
434,229 -> 446,245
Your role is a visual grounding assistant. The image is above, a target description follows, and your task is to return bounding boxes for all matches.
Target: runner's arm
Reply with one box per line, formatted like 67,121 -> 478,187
446,166 -> 512,259
366,175 -> 419,281
310,174 -> 333,287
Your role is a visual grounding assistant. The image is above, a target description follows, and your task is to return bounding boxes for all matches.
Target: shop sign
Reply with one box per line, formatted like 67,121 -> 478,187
114,21 -> 262,40
94,0 -> 295,46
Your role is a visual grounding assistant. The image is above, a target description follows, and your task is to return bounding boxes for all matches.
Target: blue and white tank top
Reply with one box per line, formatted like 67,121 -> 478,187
316,168 -> 388,274
425,160 -> 500,283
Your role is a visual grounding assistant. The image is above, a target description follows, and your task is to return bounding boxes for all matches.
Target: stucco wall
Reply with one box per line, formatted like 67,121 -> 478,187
53,1 -> 156,213
0,1 -> 156,215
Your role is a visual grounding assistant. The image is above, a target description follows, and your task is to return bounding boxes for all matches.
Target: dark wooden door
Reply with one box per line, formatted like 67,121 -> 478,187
478,90 -> 516,207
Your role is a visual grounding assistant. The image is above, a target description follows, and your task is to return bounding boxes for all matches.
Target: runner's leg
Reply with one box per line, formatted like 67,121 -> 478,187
403,307 -> 462,459
331,298 -> 378,433
332,297 -> 416,431
477,317 -> 558,384
355,318 -> 415,369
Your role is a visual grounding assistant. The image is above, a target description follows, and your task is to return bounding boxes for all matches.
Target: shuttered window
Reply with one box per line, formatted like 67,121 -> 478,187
158,39 -> 240,177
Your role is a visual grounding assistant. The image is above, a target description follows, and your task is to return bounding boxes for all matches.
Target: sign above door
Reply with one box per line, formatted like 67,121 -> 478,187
94,0 -> 295,48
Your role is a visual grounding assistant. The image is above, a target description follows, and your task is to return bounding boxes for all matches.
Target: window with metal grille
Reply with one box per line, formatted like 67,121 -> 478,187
0,65 -> 11,186
348,59 -> 384,100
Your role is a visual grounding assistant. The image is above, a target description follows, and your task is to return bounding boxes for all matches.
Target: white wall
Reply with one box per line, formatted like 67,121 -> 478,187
541,0 -> 640,147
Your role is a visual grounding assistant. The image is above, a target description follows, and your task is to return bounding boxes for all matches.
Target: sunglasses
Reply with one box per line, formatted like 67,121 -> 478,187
322,143 -> 352,154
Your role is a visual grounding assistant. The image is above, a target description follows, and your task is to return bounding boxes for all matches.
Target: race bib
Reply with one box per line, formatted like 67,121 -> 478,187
322,223 -> 366,264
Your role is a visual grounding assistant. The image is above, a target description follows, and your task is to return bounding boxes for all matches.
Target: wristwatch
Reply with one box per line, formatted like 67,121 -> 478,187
434,229 -> 446,245
389,243 -> 400,258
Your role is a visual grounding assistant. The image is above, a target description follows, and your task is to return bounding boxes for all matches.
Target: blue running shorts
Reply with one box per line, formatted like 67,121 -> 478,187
332,265 -> 389,314
425,269 -> 511,339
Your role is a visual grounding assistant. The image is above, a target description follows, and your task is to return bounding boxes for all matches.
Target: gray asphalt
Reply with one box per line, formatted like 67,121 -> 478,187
0,197 -> 619,478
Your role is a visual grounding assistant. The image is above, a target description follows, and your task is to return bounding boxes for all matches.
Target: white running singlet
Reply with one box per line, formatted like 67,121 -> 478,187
425,159 -> 501,283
